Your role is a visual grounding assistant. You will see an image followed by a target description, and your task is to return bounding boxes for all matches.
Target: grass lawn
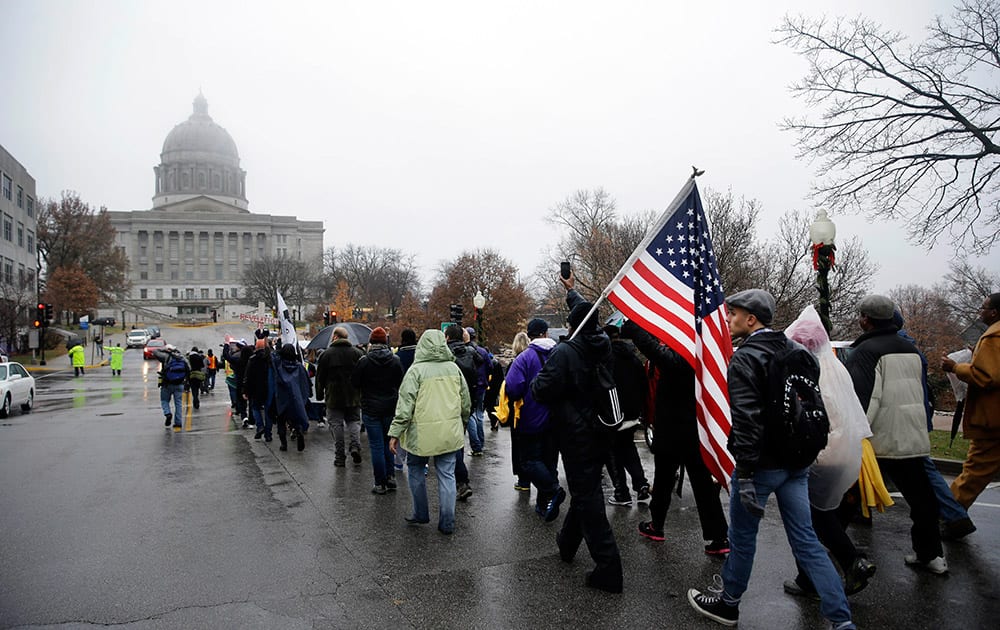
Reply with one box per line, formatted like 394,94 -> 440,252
930,429 -> 970,461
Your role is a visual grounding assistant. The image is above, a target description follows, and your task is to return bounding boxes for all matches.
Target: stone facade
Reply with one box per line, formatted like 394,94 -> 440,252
0,143 -> 38,300
107,94 -> 323,320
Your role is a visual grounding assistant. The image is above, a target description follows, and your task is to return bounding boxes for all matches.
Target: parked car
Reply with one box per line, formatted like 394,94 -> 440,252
144,338 -> 167,360
0,361 -> 35,418
146,325 -> 161,339
126,329 -> 150,348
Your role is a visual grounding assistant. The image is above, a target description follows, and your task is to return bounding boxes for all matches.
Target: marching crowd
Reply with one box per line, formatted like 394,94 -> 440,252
147,275 -> 1000,630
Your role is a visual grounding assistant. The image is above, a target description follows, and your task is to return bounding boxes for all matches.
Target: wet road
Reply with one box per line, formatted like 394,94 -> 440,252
2,323 -> 999,629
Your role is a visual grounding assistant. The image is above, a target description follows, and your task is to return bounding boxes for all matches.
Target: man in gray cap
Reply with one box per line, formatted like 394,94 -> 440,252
846,294 -> 946,574
689,288 -> 855,629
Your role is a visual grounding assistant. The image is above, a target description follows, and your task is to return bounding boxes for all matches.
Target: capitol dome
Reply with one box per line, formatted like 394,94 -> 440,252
152,93 -> 248,211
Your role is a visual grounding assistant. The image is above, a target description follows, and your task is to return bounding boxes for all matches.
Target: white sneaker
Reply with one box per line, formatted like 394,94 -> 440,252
904,554 -> 948,574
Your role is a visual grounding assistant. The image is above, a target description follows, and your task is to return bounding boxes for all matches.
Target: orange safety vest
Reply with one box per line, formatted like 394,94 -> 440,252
207,355 -> 217,370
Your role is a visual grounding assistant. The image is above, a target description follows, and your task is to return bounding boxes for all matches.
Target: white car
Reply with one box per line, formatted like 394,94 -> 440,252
0,361 -> 35,418
126,330 -> 151,348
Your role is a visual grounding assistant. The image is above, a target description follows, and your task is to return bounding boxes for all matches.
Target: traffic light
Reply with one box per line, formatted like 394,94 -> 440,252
330,310 -> 338,324
32,318 -> 41,329
449,304 -> 464,325
45,303 -> 53,324
36,303 -> 45,325
323,311 -> 330,326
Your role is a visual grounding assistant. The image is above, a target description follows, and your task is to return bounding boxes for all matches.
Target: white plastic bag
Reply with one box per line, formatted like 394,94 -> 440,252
784,306 -> 870,510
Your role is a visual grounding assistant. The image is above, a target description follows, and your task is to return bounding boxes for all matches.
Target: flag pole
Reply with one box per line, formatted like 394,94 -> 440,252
568,170 -> 702,341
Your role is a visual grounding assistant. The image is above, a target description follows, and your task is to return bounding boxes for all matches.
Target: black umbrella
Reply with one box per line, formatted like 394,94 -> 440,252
949,400 -> 965,447
305,322 -> 373,351
66,336 -> 85,349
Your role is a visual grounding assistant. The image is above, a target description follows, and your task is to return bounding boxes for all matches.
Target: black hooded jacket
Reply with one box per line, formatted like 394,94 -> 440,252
622,320 -> 696,433
531,289 -> 614,463
350,344 -> 404,417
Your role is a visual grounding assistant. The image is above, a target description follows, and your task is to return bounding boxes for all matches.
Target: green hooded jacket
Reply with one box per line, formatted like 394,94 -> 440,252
389,329 -> 470,457
68,344 -> 86,368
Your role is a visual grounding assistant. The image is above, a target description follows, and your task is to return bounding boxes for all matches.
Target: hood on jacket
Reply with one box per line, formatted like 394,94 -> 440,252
529,337 -> 557,351
366,344 -> 396,365
415,329 -> 455,364
568,328 -> 612,364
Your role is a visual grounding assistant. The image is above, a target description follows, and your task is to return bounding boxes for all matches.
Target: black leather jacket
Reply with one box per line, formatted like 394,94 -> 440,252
727,330 -> 791,476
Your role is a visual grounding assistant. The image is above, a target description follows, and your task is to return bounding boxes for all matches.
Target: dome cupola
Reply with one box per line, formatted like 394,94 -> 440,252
152,92 -> 248,211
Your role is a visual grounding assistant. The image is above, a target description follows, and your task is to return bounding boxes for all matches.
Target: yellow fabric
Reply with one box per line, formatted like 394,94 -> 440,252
858,438 -> 894,517
494,381 -> 522,428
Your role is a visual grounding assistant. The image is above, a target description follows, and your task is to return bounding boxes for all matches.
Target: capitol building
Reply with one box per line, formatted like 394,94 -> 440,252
107,93 -> 323,321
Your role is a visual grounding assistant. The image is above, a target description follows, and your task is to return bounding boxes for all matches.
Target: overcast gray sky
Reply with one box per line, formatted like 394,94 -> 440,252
2,0 -> 995,295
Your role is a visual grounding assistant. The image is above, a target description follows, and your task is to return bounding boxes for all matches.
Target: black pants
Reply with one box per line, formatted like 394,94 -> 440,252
455,448 -> 469,485
74,367 -> 84,377
606,427 -> 648,499
648,429 -> 728,542
877,457 -> 943,561
796,505 -> 861,588
518,430 -> 560,506
558,455 -> 623,589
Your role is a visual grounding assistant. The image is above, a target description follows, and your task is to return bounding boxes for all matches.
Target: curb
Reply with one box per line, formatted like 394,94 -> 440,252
932,457 -> 965,477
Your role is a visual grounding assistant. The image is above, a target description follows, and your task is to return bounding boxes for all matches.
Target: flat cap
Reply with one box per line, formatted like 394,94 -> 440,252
726,289 -> 776,326
858,294 -> 895,320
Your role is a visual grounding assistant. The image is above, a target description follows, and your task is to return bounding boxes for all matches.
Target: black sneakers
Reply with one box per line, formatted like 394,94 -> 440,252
637,484 -> 651,502
351,450 -> 362,464
688,588 -> 738,626
941,516 -> 976,541
164,413 -> 172,427
544,487 -> 567,522
637,521 -> 665,542
704,538 -> 731,556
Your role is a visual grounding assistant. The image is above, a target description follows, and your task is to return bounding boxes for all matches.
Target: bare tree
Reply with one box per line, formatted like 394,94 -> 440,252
0,274 -> 36,355
241,256 -> 314,310
322,245 -> 420,320
941,258 -> 1000,324
778,1 -> 1000,253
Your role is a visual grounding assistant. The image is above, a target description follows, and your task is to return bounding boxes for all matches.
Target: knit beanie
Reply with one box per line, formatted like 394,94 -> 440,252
369,327 -> 388,344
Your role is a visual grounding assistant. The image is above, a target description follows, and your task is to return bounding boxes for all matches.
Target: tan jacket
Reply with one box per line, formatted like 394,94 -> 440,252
956,321 -> 1000,440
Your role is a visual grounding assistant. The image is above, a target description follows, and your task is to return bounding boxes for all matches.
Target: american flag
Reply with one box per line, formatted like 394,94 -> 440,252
606,179 -> 735,489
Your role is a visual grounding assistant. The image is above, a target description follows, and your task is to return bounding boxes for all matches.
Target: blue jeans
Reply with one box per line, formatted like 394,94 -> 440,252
160,383 -> 184,425
467,391 -> 485,452
722,468 -> 853,627
251,404 -> 272,438
363,413 -> 394,485
406,450 -> 458,532
923,456 -> 968,523
518,431 -> 559,505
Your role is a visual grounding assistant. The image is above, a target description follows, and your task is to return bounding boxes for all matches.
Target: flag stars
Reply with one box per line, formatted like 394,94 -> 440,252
655,247 -> 663,256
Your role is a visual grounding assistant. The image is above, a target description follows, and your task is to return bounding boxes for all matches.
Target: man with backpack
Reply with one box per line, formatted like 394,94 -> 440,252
154,344 -> 190,429
465,327 -> 494,456
445,324 -> 480,500
531,273 -> 622,594
688,289 -> 855,630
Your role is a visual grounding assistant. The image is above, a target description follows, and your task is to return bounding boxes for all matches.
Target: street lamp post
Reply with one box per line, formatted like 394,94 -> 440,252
809,209 -> 837,334
473,290 -> 486,345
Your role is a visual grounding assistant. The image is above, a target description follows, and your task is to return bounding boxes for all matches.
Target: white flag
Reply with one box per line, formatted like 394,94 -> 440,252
276,290 -> 297,349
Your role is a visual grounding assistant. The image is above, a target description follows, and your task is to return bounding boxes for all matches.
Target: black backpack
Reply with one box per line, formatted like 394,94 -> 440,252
451,344 -> 481,393
764,340 -> 829,469
569,342 -> 624,430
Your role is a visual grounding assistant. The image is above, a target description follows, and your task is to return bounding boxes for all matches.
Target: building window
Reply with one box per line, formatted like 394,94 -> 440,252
185,288 -> 194,299
155,288 -> 163,299
182,171 -> 190,188
172,288 -> 179,298
16,186 -> 23,208
201,288 -> 209,299
185,270 -> 193,280
155,263 -> 163,273
2,214 -> 11,241
140,289 -> 148,299
140,271 -> 148,280
170,270 -> 178,280
26,196 -> 33,217
216,288 -> 224,299
215,263 -> 223,280
2,175 -> 11,200
3,258 -> 12,283
17,264 -> 25,286
213,173 -> 221,189
198,172 -> 206,188
17,223 -> 24,247
26,231 -> 34,254
231,287 -> 239,298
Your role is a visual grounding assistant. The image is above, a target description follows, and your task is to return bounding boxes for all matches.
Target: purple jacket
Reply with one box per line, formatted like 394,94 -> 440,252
504,340 -> 555,434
